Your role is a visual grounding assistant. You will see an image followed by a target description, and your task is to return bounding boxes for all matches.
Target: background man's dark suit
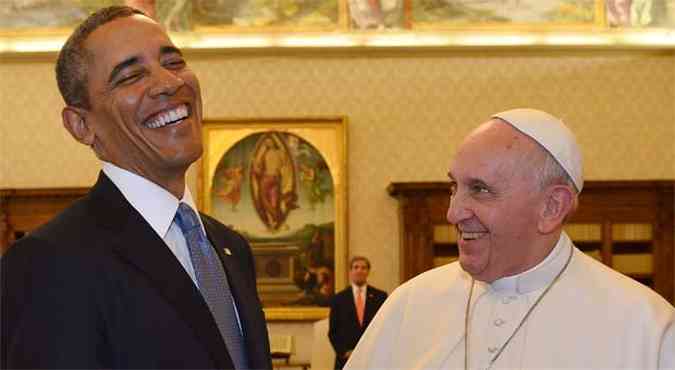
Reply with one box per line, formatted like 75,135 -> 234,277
1,173 -> 272,369
328,285 -> 387,370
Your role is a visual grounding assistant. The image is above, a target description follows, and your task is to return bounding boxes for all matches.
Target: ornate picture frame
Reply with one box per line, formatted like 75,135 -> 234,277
200,117 -> 347,321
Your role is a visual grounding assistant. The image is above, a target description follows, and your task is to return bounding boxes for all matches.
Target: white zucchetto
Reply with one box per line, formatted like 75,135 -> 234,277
492,108 -> 584,192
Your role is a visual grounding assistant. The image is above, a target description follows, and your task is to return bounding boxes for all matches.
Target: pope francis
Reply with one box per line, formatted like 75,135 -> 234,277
344,108 -> 674,370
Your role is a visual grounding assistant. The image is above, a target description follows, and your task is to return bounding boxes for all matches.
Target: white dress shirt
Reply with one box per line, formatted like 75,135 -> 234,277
103,162 -> 200,284
102,162 -> 244,333
352,283 -> 368,303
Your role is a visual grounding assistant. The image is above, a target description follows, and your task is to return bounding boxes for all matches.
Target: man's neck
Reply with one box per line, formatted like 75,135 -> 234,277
113,163 -> 188,199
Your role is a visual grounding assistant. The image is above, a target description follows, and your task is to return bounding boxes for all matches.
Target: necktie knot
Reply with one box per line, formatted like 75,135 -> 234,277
175,203 -> 201,233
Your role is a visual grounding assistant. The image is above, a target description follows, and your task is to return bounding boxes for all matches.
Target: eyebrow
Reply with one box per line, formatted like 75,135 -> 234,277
160,45 -> 183,56
107,46 -> 183,84
468,178 -> 489,186
108,56 -> 140,84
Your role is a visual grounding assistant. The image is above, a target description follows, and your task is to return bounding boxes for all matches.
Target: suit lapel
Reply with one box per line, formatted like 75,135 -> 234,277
88,173 -> 234,369
202,216 -> 270,370
363,285 -> 378,326
203,219 -> 258,312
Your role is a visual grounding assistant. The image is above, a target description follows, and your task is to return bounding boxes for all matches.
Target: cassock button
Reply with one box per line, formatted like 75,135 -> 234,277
494,318 -> 505,327
488,346 -> 498,353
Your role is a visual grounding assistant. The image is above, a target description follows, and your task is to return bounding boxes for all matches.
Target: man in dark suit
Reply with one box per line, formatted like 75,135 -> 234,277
328,256 -> 387,370
0,6 -> 271,370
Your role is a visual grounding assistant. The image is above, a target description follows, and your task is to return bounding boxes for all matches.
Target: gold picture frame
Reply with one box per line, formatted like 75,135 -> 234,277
200,117 -> 347,321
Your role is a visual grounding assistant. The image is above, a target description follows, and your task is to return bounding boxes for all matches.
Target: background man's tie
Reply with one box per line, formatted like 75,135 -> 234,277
356,287 -> 365,326
174,203 -> 249,369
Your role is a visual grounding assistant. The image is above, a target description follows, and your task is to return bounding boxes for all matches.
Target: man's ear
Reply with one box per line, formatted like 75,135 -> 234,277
538,185 -> 575,234
62,106 -> 95,146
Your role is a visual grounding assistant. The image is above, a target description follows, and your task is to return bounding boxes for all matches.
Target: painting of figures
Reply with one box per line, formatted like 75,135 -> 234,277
201,118 -> 347,318
153,0 -> 340,31
0,0 -> 121,30
0,0 -> 339,33
606,0 -> 675,28
347,0 -> 407,30
412,0 -> 601,27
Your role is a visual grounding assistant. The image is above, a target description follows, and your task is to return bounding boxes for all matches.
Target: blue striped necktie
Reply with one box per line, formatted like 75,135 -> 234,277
174,203 -> 249,369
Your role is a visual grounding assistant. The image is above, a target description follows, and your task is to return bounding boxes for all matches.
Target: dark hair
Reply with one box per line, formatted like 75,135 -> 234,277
55,6 -> 147,109
349,256 -> 371,270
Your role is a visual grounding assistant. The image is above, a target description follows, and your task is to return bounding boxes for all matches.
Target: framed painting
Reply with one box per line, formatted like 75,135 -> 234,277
1,0 -> 673,53
0,0 -> 122,33
200,117 -> 347,321
0,0 -> 343,35
412,0 -> 606,29
606,0 -> 675,28
155,0 -> 344,32
346,0 -> 409,30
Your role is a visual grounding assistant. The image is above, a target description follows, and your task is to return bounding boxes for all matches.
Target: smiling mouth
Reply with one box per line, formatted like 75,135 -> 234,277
144,104 -> 190,129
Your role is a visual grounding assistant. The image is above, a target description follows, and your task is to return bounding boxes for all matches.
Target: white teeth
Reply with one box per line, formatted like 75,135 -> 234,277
145,104 -> 189,129
462,232 -> 485,240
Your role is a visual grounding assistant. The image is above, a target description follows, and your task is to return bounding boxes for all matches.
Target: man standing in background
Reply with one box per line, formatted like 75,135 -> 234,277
329,256 -> 387,370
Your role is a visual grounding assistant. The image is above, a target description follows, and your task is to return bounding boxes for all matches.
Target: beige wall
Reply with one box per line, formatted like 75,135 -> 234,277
2,49 -> 675,363
2,50 -> 674,290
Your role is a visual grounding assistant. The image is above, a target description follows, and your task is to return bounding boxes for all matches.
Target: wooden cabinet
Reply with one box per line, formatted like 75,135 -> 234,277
388,181 -> 674,304
0,188 -> 88,254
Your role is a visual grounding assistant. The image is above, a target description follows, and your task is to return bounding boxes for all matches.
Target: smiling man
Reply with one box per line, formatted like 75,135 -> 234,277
344,109 -> 674,370
1,6 -> 271,370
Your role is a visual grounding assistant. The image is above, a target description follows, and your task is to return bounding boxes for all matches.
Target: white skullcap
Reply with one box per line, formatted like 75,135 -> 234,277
492,108 -> 584,192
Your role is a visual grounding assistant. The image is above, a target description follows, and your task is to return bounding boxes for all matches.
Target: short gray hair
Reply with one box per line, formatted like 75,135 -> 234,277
537,153 -> 576,191
536,152 -> 579,217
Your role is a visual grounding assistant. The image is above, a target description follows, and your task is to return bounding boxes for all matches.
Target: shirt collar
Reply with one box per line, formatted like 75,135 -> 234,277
485,232 -> 573,295
352,283 -> 367,296
102,162 -> 201,238
475,231 -> 572,295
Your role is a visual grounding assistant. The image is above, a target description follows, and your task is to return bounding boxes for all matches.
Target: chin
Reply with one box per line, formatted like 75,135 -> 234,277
187,146 -> 204,163
459,256 -> 487,278
172,145 -> 203,166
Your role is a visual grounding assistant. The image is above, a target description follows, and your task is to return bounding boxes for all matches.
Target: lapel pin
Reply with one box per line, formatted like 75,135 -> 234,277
224,248 -> 232,256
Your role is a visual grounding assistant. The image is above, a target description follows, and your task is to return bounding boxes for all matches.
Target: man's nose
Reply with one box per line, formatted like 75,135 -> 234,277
148,67 -> 184,97
446,192 -> 472,225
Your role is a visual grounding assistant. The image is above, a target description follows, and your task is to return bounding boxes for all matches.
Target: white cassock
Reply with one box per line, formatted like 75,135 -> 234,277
345,232 -> 674,369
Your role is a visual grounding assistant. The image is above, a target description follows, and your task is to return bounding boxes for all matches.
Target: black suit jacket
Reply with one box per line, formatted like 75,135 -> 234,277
1,172 -> 272,370
328,285 -> 387,370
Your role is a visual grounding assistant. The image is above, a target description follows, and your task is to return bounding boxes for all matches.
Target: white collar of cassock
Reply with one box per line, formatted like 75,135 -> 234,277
474,232 -> 573,295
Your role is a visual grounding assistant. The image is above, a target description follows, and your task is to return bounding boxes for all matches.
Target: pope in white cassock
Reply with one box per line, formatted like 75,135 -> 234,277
344,108 -> 674,370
